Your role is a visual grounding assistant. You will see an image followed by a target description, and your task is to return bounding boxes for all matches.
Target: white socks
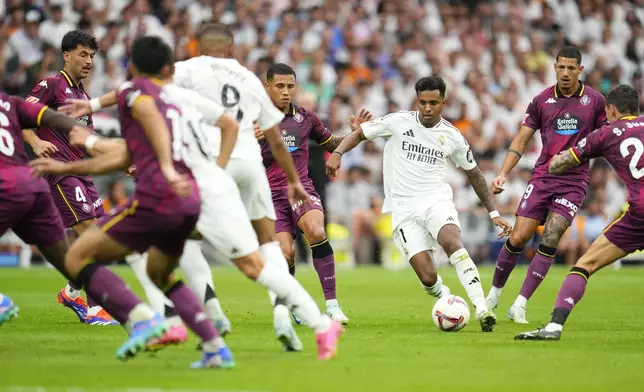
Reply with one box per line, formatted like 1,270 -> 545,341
259,241 -> 289,307
256,258 -> 330,333
180,240 -> 225,322
489,286 -> 503,301
514,295 -> 527,308
449,248 -> 487,311
421,275 -> 451,298
545,323 -> 563,332
127,252 -> 171,315
65,284 -> 80,300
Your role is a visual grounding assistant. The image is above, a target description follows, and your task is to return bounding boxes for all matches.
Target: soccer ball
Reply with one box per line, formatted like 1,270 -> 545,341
432,295 -> 470,332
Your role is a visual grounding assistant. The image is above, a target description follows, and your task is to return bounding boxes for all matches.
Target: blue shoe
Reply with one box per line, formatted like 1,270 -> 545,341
116,314 -> 167,361
0,294 -> 19,326
190,346 -> 235,369
292,312 -> 302,325
85,308 -> 120,326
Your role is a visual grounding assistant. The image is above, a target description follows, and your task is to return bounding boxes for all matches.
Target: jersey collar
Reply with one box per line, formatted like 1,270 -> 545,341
554,82 -> 584,99
620,115 -> 638,120
286,103 -> 297,116
415,111 -> 443,128
59,70 -> 76,88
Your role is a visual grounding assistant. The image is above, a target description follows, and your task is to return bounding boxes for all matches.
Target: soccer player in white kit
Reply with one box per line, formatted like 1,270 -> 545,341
58,77 -> 344,360
326,76 -> 513,331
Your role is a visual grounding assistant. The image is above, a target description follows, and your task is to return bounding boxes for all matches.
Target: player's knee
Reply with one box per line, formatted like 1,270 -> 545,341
304,224 -> 327,244
234,252 -> 264,280
509,230 -> 532,248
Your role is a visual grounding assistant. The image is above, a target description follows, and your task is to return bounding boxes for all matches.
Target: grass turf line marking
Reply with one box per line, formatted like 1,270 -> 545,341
5,388 -> 269,392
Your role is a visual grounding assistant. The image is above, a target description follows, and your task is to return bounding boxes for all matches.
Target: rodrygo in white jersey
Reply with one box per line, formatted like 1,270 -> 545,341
361,111 -> 476,214
172,57 -> 285,162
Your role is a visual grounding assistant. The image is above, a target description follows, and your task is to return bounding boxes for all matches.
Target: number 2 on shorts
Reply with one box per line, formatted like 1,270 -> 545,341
75,186 -> 87,202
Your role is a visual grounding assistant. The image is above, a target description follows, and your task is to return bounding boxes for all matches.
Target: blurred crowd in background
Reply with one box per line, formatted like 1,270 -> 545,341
1,0 -> 643,266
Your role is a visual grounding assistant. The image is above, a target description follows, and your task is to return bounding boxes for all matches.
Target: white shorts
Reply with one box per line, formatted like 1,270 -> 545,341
392,201 -> 461,262
193,165 -> 259,259
224,158 -> 276,221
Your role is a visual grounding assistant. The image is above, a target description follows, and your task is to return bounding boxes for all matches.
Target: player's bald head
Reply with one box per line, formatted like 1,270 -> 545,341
198,22 -> 234,58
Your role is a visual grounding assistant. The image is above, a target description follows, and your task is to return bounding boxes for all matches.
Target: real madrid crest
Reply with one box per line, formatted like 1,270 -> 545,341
580,94 -> 591,106
294,113 -> 304,123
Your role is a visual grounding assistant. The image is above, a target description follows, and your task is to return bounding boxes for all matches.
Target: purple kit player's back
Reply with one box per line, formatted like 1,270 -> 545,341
27,70 -> 104,227
571,115 -> 644,252
0,93 -> 65,246
104,77 -> 201,256
259,104 -> 331,234
519,83 -> 606,223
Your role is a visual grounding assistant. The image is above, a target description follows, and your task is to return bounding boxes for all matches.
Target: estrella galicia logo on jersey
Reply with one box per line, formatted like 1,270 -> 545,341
554,112 -> 582,135
281,129 -> 300,152
402,141 -> 445,164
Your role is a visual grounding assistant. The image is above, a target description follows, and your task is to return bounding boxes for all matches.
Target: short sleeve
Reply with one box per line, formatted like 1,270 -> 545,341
594,95 -> 608,129
248,76 -> 284,131
27,79 -> 54,105
361,115 -> 394,140
116,80 -> 150,110
310,112 -> 334,146
11,96 -> 48,128
172,61 -> 194,90
571,127 -> 606,163
521,99 -> 541,130
449,134 -> 477,170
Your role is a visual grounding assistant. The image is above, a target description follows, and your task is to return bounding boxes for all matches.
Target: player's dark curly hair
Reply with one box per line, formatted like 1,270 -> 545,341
131,36 -> 174,76
61,30 -> 98,53
606,85 -> 640,115
415,76 -> 446,98
267,63 -> 296,82
556,46 -> 582,65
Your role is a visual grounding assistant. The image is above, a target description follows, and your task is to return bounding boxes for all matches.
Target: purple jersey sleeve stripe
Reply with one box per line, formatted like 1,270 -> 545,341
101,200 -> 139,232
569,148 -> 581,164
55,184 -> 79,222
36,106 -> 48,127
318,134 -> 334,146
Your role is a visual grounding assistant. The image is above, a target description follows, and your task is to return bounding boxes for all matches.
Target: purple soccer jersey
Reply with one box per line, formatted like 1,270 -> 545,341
523,83 -> 607,185
0,93 -> 66,245
100,78 -> 200,256
259,104 -> 331,234
260,104 -> 334,189
516,83 -> 606,223
571,115 -> 644,252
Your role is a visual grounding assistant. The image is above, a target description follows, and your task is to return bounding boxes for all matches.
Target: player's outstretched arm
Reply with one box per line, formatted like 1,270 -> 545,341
215,113 -> 239,169
465,166 -> 513,238
493,125 -> 537,194
548,150 -> 580,174
58,90 -> 117,118
325,129 -> 367,177
320,109 -> 372,152
31,147 -> 130,177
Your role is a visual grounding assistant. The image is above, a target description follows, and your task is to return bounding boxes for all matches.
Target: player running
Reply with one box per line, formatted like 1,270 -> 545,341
32,36 -> 235,367
44,36 -> 345,361
487,46 -> 607,324
326,76 -> 512,332
259,63 -> 357,325
0,93 -> 146,351
22,30 -> 114,326
515,85 -> 643,341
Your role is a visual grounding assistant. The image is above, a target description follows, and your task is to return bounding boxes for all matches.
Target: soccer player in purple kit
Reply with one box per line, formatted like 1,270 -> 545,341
31,36 -> 234,368
260,63 -> 370,324
486,46 -> 607,324
22,30 -> 115,326
515,85 -> 644,341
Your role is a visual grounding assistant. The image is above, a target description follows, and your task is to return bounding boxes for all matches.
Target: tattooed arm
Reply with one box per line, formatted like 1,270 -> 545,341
548,150 -> 580,174
465,166 -> 498,213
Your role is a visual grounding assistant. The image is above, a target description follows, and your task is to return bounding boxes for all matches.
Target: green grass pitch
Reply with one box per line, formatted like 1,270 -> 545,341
1,266 -> 644,392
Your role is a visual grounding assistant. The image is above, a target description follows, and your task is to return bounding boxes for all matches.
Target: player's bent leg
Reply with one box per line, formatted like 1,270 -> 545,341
511,212 -> 571,324
436,224 -> 496,332
515,235 -> 627,341
277,231 -> 296,274
299,209 -> 348,324
409,251 -> 451,299
487,215 -> 541,310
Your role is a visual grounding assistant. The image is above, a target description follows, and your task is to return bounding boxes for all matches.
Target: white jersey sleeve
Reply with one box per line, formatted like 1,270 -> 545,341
449,134 -> 477,170
164,84 -> 224,125
361,114 -> 396,140
172,61 -> 194,89
247,76 -> 285,131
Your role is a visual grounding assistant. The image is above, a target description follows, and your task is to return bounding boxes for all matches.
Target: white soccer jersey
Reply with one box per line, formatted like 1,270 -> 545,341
361,111 -> 476,214
173,56 -> 285,161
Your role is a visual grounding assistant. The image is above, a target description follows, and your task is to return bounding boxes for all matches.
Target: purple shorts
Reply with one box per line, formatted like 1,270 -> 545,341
0,190 -> 66,246
51,176 -> 105,228
515,179 -> 586,224
604,209 -> 644,253
98,194 -> 200,257
273,182 -> 324,236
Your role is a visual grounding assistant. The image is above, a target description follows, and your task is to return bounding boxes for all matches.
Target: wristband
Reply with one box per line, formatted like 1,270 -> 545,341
489,210 -> 500,219
84,134 -> 99,151
89,97 -> 102,113
332,150 -> 343,156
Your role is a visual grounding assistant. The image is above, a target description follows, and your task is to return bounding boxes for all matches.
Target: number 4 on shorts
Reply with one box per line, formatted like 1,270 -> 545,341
75,186 -> 87,202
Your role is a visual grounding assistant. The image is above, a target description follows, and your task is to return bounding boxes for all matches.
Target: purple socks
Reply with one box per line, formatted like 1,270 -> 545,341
491,239 -> 523,289
519,245 -> 556,299
310,239 -> 336,300
165,281 -> 218,342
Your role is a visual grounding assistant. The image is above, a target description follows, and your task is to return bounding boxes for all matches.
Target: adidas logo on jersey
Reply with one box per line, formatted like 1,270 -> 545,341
546,98 -> 557,104
403,129 -> 415,137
